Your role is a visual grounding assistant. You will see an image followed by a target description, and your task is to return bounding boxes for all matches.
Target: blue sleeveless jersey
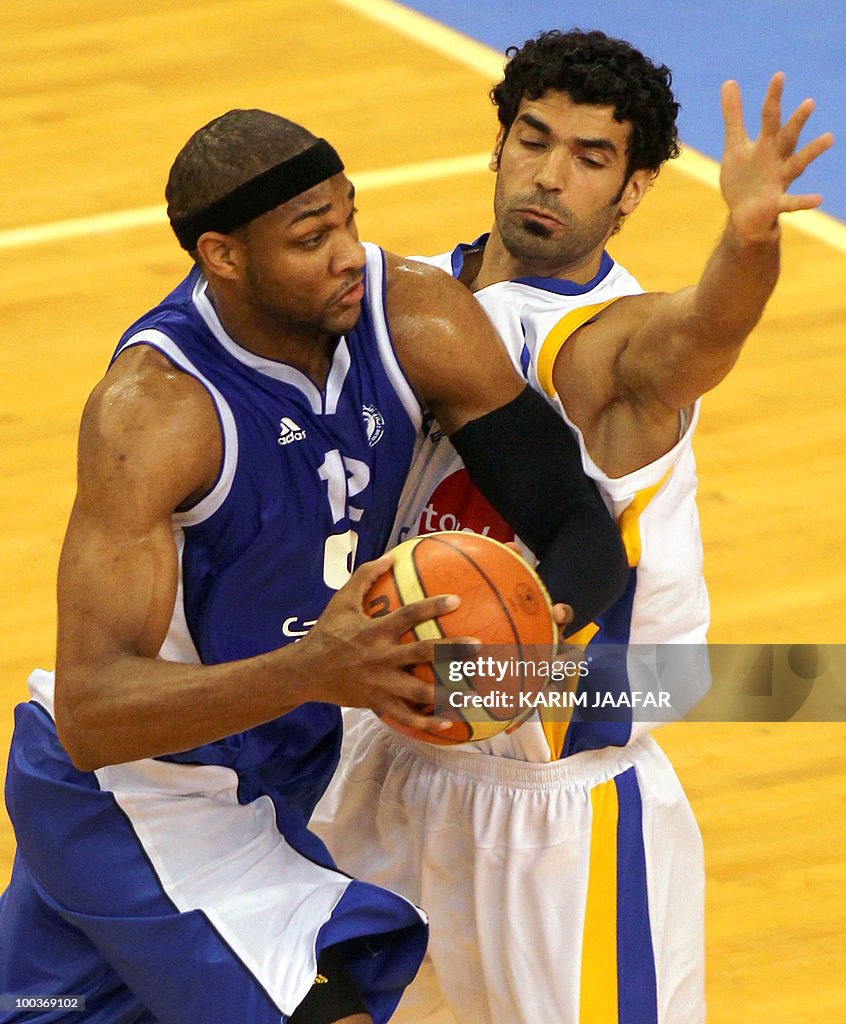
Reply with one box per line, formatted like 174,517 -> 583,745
113,242 -> 421,816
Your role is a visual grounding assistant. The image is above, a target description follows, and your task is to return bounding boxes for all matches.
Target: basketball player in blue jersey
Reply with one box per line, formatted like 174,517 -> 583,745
313,30 -> 834,1024
0,111 -> 631,1023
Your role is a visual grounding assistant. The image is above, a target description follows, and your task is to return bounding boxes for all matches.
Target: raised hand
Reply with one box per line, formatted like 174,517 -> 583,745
719,72 -> 834,243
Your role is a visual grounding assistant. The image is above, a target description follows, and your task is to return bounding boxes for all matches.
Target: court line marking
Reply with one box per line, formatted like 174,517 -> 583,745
0,153 -> 493,251
1,1 -> 843,254
674,147 -> 846,250
332,0 -> 846,255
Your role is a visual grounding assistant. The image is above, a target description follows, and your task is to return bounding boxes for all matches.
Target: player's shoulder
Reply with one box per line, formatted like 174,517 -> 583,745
523,259 -> 645,343
78,343 -> 222,512
406,250 -> 454,274
383,249 -> 454,280
85,344 -> 218,455
406,237 -> 487,288
106,341 -> 208,399
382,250 -> 479,315
601,257 -> 641,295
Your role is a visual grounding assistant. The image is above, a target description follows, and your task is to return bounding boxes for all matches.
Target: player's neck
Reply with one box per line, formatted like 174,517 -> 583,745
210,290 -> 335,387
470,226 -> 605,291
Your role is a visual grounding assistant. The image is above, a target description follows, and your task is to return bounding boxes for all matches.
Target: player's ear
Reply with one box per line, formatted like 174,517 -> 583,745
618,168 -> 653,216
196,231 -> 245,281
490,127 -> 506,171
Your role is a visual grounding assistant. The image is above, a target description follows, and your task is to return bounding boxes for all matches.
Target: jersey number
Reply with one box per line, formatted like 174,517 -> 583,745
318,450 -> 370,589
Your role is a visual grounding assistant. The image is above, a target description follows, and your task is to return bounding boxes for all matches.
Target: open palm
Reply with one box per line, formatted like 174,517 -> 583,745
720,72 -> 834,242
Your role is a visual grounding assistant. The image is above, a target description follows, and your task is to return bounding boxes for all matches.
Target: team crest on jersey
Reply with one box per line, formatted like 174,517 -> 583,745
362,403 -> 385,447
278,416 -> 307,446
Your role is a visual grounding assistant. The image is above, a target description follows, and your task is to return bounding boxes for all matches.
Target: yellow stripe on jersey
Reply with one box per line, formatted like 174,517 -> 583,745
566,622 -> 600,647
539,705 -> 573,760
617,468 -> 672,568
391,539 -> 444,641
538,652 -> 578,757
580,778 -> 620,1024
535,299 -> 621,397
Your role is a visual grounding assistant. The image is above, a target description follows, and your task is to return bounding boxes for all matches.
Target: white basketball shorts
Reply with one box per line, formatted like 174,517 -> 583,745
312,709 -> 705,1024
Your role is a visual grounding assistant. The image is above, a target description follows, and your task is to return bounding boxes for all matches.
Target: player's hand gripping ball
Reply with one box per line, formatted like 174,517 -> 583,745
364,531 -> 557,744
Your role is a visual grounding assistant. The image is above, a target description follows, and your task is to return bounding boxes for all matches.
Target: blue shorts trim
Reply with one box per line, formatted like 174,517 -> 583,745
1,701 -> 427,1024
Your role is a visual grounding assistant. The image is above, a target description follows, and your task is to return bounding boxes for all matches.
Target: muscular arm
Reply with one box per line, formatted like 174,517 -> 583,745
605,215 -> 780,414
385,254 -> 628,629
55,346 -> 451,770
560,73 -> 833,424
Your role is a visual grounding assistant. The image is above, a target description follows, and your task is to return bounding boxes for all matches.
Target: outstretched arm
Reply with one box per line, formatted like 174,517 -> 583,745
596,73 -> 834,412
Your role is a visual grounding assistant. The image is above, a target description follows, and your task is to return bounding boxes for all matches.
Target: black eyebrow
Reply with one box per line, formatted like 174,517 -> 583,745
574,137 -> 619,155
290,203 -> 331,226
517,112 -> 619,157
516,112 -> 551,135
289,184 -> 357,227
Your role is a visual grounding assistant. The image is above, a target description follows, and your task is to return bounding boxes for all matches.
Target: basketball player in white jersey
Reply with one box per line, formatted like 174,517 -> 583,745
313,30 -> 833,1024
0,110 -> 632,1024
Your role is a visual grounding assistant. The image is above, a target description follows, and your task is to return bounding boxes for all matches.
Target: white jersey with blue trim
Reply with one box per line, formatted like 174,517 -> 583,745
105,241 -> 422,812
392,237 -> 710,762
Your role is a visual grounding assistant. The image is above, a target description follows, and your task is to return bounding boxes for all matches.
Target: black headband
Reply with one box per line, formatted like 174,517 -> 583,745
169,138 -> 345,250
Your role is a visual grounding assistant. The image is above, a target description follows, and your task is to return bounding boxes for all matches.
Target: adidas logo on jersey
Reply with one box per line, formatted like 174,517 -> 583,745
278,416 -> 307,446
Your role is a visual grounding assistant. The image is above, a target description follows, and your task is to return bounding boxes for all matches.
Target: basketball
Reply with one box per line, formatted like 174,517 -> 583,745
364,531 -> 557,744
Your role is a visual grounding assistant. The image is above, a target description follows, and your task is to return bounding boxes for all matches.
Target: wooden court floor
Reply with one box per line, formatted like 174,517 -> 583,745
1,1 -> 844,1019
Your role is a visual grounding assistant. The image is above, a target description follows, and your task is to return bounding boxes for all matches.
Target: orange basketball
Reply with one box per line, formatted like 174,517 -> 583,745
364,531 -> 557,744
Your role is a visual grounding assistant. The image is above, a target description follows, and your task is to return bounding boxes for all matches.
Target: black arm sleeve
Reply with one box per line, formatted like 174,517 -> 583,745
449,385 -> 628,634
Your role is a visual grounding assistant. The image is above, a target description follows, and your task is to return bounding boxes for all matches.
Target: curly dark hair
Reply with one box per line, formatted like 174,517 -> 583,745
492,29 -> 680,179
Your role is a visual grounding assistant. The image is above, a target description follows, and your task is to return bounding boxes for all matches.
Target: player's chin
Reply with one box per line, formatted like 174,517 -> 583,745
324,303 -> 363,336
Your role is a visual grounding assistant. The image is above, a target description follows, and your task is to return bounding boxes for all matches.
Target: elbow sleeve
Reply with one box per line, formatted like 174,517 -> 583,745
450,386 -> 628,631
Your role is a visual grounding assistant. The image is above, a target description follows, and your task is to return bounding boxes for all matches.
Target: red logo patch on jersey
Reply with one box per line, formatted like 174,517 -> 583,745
416,469 -> 515,542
